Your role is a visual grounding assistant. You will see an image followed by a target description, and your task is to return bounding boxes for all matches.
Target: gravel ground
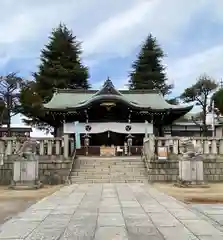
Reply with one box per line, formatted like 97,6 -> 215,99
0,185 -> 62,225
152,183 -> 223,204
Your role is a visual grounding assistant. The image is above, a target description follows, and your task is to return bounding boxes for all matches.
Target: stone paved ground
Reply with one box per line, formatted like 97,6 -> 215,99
0,184 -> 223,239
190,204 -> 223,234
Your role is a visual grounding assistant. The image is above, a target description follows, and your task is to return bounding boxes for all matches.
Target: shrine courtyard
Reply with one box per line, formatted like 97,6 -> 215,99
0,183 -> 223,239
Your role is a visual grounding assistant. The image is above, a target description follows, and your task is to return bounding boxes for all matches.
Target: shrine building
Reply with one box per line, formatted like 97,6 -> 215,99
43,79 -> 193,155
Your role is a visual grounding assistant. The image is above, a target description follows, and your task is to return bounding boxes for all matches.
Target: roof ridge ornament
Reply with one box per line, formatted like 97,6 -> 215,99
95,77 -> 122,96
103,77 -> 114,88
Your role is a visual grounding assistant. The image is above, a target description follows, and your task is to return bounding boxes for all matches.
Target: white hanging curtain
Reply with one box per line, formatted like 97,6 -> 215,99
64,122 -> 153,134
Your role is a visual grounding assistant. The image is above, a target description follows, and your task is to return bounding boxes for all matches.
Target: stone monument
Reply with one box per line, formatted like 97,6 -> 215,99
177,138 -> 206,187
10,138 -> 42,189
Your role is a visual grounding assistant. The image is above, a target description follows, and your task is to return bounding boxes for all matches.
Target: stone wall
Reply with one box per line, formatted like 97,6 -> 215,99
203,156 -> 223,182
143,153 -> 223,183
0,156 -> 72,185
143,156 -> 179,182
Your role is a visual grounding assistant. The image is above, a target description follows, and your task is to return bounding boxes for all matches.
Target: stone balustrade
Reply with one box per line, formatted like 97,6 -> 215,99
0,136 -> 223,159
155,137 -> 223,155
0,137 -> 71,158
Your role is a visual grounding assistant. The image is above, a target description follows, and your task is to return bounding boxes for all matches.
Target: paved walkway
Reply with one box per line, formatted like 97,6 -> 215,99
0,184 -> 223,239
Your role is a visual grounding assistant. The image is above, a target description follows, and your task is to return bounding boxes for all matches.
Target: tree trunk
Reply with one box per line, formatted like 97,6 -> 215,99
202,104 -> 207,137
53,127 -> 58,137
53,126 -> 63,137
6,94 -> 11,137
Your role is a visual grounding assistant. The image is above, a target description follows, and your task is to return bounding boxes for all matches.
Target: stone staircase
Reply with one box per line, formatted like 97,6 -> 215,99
70,156 -> 148,183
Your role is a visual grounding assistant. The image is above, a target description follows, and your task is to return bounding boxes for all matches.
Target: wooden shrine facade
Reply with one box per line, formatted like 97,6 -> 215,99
43,79 -> 193,156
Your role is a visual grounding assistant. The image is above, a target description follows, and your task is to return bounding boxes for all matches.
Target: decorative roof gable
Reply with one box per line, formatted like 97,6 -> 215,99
94,78 -> 122,96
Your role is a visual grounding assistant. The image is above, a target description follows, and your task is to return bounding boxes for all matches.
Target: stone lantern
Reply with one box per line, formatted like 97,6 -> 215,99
126,134 -> 133,156
83,134 -> 90,155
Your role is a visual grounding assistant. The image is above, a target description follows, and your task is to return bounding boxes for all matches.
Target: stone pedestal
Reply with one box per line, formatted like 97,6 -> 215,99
178,153 -> 204,185
10,140 -> 42,190
178,139 -> 206,187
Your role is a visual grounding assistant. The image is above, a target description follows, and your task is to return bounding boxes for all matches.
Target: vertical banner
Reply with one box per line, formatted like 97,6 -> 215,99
74,121 -> 81,149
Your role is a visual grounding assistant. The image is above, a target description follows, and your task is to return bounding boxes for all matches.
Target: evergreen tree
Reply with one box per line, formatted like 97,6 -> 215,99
35,23 -> 90,101
18,23 -> 90,134
128,34 -> 172,95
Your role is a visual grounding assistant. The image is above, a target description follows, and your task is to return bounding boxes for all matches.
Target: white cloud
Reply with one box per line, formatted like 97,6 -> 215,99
168,44 -> 223,95
11,114 -> 52,137
0,0 -> 215,68
0,0 -> 223,135
83,0 -> 209,59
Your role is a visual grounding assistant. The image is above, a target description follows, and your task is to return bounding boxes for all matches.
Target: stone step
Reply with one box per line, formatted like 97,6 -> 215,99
71,172 -> 148,176
71,176 -> 148,180
71,179 -> 148,183
76,160 -> 143,163
76,160 -> 144,163
72,168 -> 147,173
72,156 -> 148,184
77,157 -> 142,161
76,164 -> 145,169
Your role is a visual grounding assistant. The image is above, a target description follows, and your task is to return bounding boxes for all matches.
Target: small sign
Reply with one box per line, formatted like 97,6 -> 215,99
158,147 -> 168,160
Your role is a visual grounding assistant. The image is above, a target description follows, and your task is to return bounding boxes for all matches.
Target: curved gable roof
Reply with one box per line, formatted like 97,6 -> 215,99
43,79 -> 193,112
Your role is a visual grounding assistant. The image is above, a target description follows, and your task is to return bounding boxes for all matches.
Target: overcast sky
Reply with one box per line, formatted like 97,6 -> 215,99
0,0 -> 222,136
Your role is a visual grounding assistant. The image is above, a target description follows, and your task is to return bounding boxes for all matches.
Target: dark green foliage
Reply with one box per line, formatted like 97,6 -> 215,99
166,97 -> 179,105
128,34 -> 172,95
19,23 -> 90,134
180,74 -> 218,136
212,88 -> 223,116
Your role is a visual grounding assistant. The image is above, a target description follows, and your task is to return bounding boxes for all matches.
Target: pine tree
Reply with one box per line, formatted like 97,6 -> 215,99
18,23 -> 90,134
128,34 -> 172,95
35,23 -> 90,101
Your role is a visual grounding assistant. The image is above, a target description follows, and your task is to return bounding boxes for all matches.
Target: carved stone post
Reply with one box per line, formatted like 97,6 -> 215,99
10,139 -> 42,190
178,139 -> 204,186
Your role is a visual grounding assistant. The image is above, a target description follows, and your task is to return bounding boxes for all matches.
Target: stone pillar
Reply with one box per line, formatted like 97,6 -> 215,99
149,134 -> 155,159
0,140 -> 5,165
219,139 -> 223,155
173,139 -> 179,154
55,139 -> 61,155
211,139 -> 217,154
39,140 -> 44,155
63,134 -> 69,159
47,140 -> 52,155
204,139 -> 210,154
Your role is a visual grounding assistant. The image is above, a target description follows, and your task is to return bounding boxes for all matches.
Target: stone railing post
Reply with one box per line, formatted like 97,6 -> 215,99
63,134 -> 69,159
0,140 -> 5,165
55,139 -> 61,155
149,134 -> 155,159
47,139 -> 53,155
211,139 -> 218,154
4,138 -> 13,155
173,139 -> 179,154
204,139 -> 210,154
15,141 -> 21,153
39,140 -> 45,155
219,139 -> 223,155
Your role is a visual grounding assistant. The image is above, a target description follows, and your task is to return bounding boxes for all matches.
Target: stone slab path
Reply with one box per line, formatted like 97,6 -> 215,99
0,184 -> 223,239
